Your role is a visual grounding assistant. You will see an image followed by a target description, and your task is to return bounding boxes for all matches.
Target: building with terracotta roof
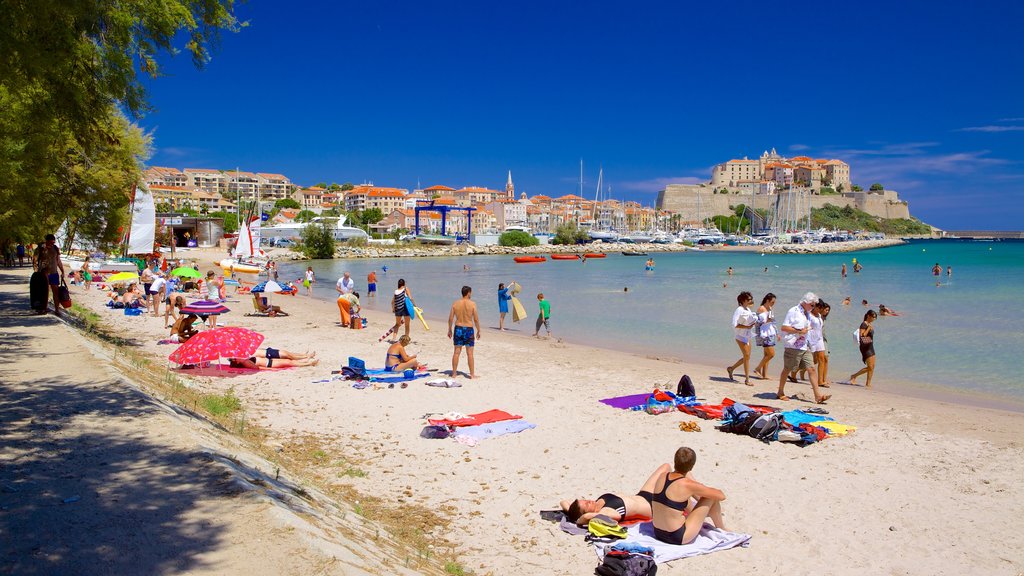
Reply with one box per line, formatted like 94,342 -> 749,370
711,148 -> 850,193
145,167 -> 188,188
485,199 -> 527,230
183,169 -> 228,196
293,186 -> 325,209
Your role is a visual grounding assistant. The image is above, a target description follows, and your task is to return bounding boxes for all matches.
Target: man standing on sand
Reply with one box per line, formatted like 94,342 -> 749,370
777,292 -> 831,404
40,234 -> 66,316
336,271 -> 355,296
447,285 -> 480,379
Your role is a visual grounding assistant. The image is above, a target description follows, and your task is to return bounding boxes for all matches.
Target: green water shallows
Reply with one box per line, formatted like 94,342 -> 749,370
282,240 -> 1024,401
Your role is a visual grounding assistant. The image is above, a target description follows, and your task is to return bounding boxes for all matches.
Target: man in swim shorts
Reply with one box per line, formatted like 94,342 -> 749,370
40,234 -> 66,316
447,285 -> 480,379
367,270 -> 377,298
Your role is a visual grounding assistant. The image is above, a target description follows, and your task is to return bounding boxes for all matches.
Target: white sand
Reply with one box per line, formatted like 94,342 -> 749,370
65,249 -> 1024,575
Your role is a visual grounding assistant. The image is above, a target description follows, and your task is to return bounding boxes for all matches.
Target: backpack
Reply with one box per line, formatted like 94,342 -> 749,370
595,551 -> 657,576
675,374 -> 695,398
748,412 -> 784,442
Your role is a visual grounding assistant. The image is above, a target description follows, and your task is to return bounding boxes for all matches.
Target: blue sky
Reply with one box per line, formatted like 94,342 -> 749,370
140,1 -> 1024,229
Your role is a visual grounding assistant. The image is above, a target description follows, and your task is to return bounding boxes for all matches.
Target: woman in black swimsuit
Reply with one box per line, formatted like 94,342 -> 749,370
560,464 -> 672,527
650,447 -> 727,545
849,309 -> 877,388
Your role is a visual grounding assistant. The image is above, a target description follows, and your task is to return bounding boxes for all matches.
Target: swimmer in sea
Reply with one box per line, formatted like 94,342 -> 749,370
842,296 -> 851,306
862,299 -> 869,307
878,304 -> 901,317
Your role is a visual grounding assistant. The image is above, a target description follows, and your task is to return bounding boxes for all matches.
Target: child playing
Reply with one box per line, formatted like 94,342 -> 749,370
532,293 -> 551,338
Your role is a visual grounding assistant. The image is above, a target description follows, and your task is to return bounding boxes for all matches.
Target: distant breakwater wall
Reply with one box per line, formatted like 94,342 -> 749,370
759,238 -> 904,254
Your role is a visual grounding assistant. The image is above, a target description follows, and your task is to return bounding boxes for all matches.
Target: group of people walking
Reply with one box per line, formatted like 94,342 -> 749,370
727,289 -> 879,402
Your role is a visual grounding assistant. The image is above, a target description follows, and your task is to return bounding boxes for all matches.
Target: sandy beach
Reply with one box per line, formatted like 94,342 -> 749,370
14,250 -> 1024,575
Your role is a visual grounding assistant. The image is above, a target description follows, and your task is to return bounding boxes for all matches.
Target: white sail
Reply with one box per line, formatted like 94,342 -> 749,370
249,216 -> 262,255
127,182 -> 156,254
234,218 -> 254,259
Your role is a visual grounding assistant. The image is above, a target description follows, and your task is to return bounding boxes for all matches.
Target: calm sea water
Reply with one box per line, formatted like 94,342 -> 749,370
279,240 -> 1024,402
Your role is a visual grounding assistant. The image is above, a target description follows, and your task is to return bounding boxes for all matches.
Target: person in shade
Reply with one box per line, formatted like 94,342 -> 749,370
228,355 -> 319,369
40,234 -> 66,316
560,464 -> 678,527
752,293 -> 777,380
777,292 -> 831,403
447,285 -> 481,379
497,282 -> 511,330
850,309 -> 878,388
726,291 -> 756,386
648,447 -> 728,546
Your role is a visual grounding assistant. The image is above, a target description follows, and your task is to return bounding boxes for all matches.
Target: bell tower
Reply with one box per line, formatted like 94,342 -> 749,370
506,170 -> 514,200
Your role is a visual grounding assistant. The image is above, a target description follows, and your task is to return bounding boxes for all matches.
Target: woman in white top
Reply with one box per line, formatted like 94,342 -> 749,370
726,291 -> 756,386
204,270 -> 223,329
753,293 -> 777,380
804,300 -> 831,386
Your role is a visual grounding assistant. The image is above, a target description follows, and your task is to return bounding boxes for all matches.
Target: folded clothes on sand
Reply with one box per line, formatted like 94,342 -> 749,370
594,522 -> 751,564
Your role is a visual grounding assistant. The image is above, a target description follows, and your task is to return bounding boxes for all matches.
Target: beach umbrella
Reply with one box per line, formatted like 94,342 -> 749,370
250,280 -> 284,294
168,326 -> 264,365
180,300 -> 231,316
171,267 -> 201,278
107,272 -> 139,283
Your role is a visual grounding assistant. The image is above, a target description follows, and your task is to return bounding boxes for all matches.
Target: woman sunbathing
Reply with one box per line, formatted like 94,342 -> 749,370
560,464 -> 675,526
253,294 -> 288,316
385,335 -> 421,372
649,447 -> 727,546
228,354 -> 319,369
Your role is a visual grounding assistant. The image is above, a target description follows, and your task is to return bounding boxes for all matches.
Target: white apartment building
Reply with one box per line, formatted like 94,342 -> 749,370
145,167 -> 188,188
184,169 -> 228,196
485,199 -> 527,230
257,173 -> 292,200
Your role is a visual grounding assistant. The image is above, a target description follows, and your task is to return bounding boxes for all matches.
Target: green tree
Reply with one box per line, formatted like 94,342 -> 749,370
299,221 -> 336,259
314,182 -> 327,188
295,210 -> 317,223
275,198 -> 300,210
359,208 -> 384,225
551,223 -> 589,245
499,230 -> 539,247
340,183 -> 355,191
869,183 -> 884,191
819,186 -> 837,195
322,207 -> 342,217
327,183 -> 342,191
851,185 -> 863,192
207,211 -> 238,234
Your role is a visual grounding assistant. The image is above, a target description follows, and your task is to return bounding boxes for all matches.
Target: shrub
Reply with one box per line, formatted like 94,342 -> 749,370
551,224 -> 589,245
299,221 -> 337,259
499,230 -> 539,247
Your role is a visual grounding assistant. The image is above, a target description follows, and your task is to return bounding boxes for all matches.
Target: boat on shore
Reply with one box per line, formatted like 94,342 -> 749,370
550,254 -> 580,260
262,216 -> 369,242
513,256 -> 547,263
416,235 -> 458,246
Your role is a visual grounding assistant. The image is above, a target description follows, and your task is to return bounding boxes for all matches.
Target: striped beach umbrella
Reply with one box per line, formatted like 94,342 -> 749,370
168,326 -> 264,365
180,300 -> 231,316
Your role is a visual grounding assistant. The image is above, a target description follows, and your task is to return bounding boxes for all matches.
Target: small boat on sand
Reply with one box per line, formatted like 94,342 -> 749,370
583,253 -> 607,259
550,254 -> 580,260
514,256 -> 547,263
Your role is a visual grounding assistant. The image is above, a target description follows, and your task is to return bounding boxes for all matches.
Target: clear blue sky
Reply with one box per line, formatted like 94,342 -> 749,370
140,1 -> 1024,229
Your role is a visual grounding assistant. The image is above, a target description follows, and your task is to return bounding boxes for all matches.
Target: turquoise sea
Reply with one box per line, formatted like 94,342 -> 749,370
279,240 -> 1024,403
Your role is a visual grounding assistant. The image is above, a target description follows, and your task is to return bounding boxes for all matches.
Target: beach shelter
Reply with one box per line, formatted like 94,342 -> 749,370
168,326 -> 264,366
171,267 -> 201,279
180,300 -> 231,316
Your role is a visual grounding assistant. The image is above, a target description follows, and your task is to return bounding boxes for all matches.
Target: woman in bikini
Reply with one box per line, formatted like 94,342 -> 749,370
228,353 -> 319,369
649,447 -> 727,546
559,464 -> 674,527
385,335 -> 421,372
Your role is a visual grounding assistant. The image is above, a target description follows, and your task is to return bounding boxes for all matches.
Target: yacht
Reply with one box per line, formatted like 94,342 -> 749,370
262,216 -> 369,242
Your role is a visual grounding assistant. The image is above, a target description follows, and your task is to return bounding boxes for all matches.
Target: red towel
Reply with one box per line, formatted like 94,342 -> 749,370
428,409 -> 522,427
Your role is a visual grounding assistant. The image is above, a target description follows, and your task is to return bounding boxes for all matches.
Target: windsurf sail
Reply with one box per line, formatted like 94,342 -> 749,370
126,182 -> 155,255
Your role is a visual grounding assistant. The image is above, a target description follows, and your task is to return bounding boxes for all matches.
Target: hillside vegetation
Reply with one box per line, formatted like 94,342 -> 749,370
811,204 -> 931,235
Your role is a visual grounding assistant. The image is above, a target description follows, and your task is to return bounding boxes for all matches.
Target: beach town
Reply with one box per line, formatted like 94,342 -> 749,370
3,2 -> 1024,575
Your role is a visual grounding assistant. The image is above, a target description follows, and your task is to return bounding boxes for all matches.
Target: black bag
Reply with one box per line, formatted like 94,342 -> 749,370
595,551 -> 657,576
676,374 -> 695,397
58,279 -> 72,309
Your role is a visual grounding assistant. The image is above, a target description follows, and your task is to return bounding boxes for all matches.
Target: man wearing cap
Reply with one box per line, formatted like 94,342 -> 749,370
40,234 -> 66,315
777,292 -> 831,403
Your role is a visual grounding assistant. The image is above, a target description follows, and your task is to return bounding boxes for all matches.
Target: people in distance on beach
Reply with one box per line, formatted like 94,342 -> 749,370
303,266 -> 315,295
141,262 -> 156,308
946,265 -> 952,278
367,270 -> 377,298
842,296 -> 851,306
841,263 -> 847,278
448,285 -> 481,379
777,292 -> 831,403
497,282 -> 511,330
850,309 -> 878,388
169,313 -> 199,343
391,278 -> 416,339
753,293 -> 777,380
532,293 -> 551,338
336,271 -> 355,296
149,273 -> 167,317
878,304 -> 900,317
932,263 -> 942,276
16,242 -> 25,267
649,447 -> 728,546
726,291 -> 756,386
385,335 -> 422,372
560,463 -> 677,527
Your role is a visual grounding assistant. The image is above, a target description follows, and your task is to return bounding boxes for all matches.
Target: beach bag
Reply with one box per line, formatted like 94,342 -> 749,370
595,551 -> 657,576
646,392 -> 676,415
748,412 -> 784,442
420,425 -> 450,439
675,374 -> 695,398
58,280 -> 72,309
124,307 -> 143,316
719,405 -> 758,434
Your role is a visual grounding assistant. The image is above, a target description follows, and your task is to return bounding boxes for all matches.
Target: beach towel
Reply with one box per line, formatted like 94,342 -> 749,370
809,421 -> 856,436
682,398 -> 778,420
428,409 -> 522,428
594,522 -> 751,564
780,410 -> 835,427
368,371 -> 429,383
452,420 -> 535,441
599,393 -> 652,410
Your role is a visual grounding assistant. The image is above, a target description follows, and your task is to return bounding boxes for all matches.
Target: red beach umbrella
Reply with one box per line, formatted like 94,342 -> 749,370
168,327 -> 264,366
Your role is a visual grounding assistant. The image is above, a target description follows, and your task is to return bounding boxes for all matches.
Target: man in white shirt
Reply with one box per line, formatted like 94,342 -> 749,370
149,274 -> 167,317
336,272 -> 355,296
777,292 -> 831,403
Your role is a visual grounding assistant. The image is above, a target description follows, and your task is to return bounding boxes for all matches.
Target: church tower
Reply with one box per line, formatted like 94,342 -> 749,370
506,170 -> 514,200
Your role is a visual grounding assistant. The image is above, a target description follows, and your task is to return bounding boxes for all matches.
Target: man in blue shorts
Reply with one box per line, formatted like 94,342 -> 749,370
447,285 -> 481,379
40,234 -> 66,316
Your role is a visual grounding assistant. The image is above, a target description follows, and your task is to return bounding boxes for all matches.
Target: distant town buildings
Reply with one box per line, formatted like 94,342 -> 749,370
710,148 -> 851,194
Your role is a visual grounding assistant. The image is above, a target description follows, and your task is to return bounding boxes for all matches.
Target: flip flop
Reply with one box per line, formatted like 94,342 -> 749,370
776,394 -> 790,401
804,407 -> 829,415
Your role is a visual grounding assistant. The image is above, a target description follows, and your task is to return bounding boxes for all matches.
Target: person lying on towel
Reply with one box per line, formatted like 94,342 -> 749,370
648,446 -> 728,545
560,463 -> 675,526
228,347 -> 319,369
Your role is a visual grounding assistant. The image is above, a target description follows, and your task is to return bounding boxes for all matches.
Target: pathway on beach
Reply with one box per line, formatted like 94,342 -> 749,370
0,269 -> 427,576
